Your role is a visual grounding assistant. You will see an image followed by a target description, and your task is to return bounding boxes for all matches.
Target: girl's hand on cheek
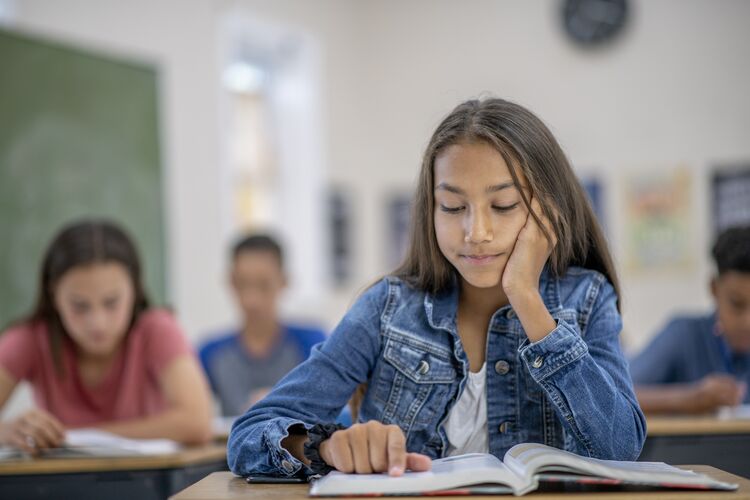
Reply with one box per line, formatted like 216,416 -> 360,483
318,421 -> 432,475
501,196 -> 558,304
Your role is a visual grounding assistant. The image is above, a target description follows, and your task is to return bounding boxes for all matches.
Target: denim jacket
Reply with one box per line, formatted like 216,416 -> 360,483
227,266 -> 646,476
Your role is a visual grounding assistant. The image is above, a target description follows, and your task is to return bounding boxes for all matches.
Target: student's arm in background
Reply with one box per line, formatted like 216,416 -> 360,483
635,374 -> 745,414
631,318 -> 745,414
96,353 -> 214,444
0,327 -> 65,454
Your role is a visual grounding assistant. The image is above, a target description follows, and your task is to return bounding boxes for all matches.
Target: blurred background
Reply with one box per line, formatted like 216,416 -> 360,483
1,0 -> 749,362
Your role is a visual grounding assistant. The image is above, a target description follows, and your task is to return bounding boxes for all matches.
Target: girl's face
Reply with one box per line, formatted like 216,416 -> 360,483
713,272 -> 750,353
434,141 -> 529,291
230,250 -> 285,326
53,262 -> 136,358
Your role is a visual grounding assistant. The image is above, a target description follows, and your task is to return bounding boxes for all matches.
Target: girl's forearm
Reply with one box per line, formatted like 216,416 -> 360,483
510,290 -> 556,343
93,408 -> 212,445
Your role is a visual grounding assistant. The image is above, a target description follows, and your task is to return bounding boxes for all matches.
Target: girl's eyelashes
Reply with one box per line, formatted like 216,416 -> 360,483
438,202 -> 520,214
104,297 -> 120,310
439,204 -> 464,213
71,303 -> 90,314
493,202 -> 520,212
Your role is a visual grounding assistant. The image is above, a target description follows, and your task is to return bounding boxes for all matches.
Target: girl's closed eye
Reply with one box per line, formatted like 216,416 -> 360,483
104,297 -> 120,310
439,204 -> 465,213
438,202 -> 520,214
71,302 -> 90,314
492,202 -> 520,212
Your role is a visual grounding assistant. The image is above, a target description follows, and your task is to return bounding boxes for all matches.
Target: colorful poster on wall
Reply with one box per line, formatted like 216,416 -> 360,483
712,165 -> 750,236
623,168 -> 693,274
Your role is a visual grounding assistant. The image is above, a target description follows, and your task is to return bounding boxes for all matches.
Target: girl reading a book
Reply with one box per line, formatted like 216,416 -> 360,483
0,220 -> 213,454
228,98 -> 646,477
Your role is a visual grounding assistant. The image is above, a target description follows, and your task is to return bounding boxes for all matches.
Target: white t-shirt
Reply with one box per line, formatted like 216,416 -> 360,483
443,362 -> 489,456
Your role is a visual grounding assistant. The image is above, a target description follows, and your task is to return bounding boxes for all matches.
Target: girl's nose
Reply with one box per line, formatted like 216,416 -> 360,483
465,210 -> 493,243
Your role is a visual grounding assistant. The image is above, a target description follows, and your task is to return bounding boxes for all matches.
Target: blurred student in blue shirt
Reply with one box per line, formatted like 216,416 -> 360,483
199,234 -> 326,417
631,226 -> 750,414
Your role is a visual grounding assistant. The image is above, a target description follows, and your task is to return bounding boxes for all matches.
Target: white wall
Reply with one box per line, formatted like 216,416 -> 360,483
6,0 -> 750,355
237,0 -> 750,352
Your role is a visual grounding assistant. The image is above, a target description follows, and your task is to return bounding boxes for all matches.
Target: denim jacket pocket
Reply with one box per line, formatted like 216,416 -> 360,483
376,327 -> 456,432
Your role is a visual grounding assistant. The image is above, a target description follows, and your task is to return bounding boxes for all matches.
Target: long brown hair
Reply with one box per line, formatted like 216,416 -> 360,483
24,219 -> 151,372
393,97 -> 620,307
352,98 -> 620,420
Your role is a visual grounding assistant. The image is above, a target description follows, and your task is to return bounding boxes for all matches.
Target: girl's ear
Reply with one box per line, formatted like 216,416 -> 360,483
710,277 -> 718,299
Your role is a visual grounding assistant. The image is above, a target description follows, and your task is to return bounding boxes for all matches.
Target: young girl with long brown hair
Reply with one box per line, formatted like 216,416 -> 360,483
0,220 -> 213,454
228,97 -> 645,477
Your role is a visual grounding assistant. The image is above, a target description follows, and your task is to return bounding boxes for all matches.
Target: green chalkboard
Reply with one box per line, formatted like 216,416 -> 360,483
0,28 -> 167,327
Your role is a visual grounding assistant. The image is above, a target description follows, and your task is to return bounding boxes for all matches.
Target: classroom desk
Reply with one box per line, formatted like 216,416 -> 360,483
170,466 -> 750,500
641,416 -> 750,479
0,443 -> 228,500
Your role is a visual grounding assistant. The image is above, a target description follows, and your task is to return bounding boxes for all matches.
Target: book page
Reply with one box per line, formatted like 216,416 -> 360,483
310,453 -> 534,496
503,443 -> 736,490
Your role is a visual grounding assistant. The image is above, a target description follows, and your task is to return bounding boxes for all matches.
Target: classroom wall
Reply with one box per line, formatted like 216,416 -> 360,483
4,0 -> 750,356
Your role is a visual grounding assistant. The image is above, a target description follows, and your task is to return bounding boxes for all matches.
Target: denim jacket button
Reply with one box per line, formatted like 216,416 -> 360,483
281,459 -> 294,473
498,422 -> 509,433
494,360 -> 510,375
532,356 -> 544,368
506,309 -> 516,319
417,360 -> 430,375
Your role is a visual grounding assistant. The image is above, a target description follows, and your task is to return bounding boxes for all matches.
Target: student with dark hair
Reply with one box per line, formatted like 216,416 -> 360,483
0,220 -> 213,454
631,226 -> 750,414
227,97 -> 645,478
199,233 -> 326,417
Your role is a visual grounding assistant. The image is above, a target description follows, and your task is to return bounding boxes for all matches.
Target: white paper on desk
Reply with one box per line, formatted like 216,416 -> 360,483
64,429 -> 181,456
717,404 -> 750,420
0,447 -> 21,460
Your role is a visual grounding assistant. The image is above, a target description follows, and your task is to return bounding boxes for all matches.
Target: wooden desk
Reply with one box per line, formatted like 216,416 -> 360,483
170,466 -> 750,499
641,416 -> 750,479
647,416 -> 750,436
0,443 -> 228,500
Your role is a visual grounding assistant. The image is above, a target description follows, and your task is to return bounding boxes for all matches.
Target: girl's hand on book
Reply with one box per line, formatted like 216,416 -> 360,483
501,195 -> 557,303
0,408 -> 66,455
319,421 -> 432,476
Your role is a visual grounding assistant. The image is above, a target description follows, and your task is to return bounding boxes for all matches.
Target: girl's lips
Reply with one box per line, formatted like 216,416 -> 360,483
87,332 -> 109,344
460,253 -> 502,265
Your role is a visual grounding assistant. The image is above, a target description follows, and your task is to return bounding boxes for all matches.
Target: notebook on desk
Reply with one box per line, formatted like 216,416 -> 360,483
718,404 -> 750,420
0,429 -> 180,459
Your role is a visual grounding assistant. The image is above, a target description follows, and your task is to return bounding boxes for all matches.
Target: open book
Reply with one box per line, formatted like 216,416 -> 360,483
309,443 -> 738,497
